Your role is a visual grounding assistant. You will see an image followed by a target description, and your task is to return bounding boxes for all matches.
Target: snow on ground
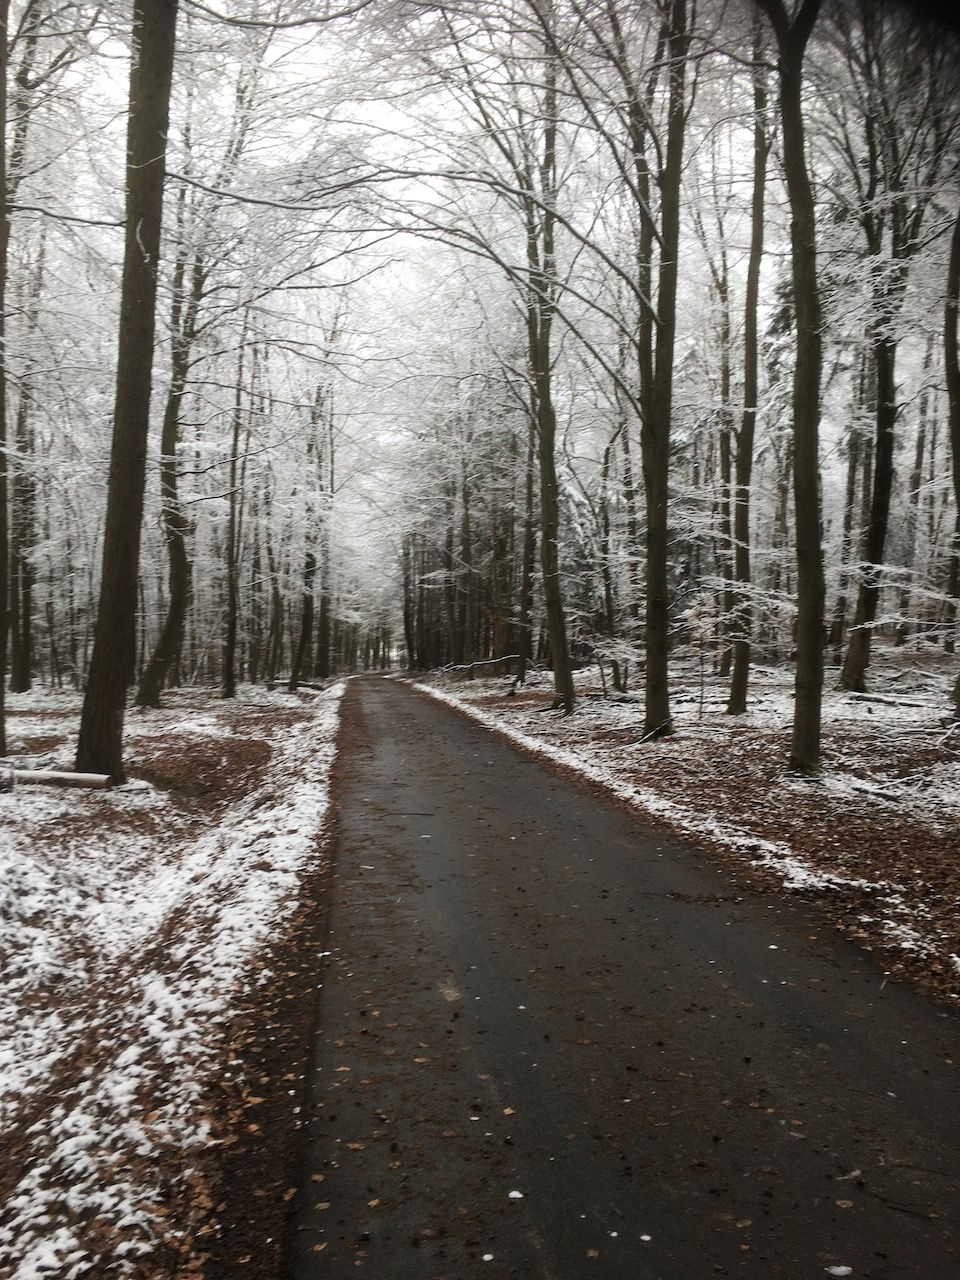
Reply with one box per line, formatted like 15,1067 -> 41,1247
413,645 -> 960,1000
0,683 -> 344,1278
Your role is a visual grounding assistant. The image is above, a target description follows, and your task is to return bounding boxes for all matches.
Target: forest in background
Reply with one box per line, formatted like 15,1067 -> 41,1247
0,0 -> 958,778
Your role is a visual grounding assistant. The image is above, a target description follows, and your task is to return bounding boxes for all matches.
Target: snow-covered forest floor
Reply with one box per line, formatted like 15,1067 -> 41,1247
0,684 -> 343,1279
415,642 -> 960,1006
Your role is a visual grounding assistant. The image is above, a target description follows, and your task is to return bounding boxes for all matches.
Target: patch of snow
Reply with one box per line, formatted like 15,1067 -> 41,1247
0,683 -> 345,1276
415,671 -> 952,980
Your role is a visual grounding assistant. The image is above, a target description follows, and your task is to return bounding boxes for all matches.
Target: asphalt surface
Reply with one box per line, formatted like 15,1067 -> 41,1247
282,676 -> 960,1280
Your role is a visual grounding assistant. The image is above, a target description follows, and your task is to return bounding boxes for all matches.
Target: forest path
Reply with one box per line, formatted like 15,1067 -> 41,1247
282,676 -> 960,1280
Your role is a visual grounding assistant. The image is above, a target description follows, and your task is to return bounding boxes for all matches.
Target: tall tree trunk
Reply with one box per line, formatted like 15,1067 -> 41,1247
534,346 -> 574,712
828,424 -> 862,661
944,201 -> 960,714
758,0 -> 825,773
222,325 -> 248,699
640,0 -> 689,739
0,0 -> 9,754
316,527 -> 332,678
9,236 -> 45,694
728,28 -> 768,714
442,492 -> 460,664
460,474 -> 474,663
620,420 -> 641,627
75,0 -> 178,780
136,251 -> 203,706
840,336 -> 898,689
531,58 -> 574,713
897,337 -> 934,643
9,401 -> 36,695
288,551 -> 316,692
401,536 -> 414,668
517,419 -> 536,684
265,541 -> 284,686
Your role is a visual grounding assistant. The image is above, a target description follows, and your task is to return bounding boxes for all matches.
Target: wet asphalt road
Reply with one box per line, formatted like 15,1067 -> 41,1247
282,677 -> 960,1280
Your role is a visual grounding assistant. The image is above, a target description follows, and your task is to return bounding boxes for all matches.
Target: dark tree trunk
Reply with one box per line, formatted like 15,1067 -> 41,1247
527,58 -> 574,714
758,0 -> 825,773
640,0 -> 689,740
535,362 -> 574,713
222,329 -> 248,700
840,337 -> 898,690
136,252 -> 203,707
517,420 -> 536,684
728,29 -> 768,715
289,551 -> 317,692
828,423 -> 862,661
442,496 -> 461,665
600,438 -> 617,643
316,540 -> 332,679
8,378 -> 34,694
8,236 -> 44,695
267,576 -> 284,685
248,509 -> 263,684
896,337 -> 933,643
944,201 -> 960,713
75,0 -> 178,780
620,421 -> 642,627
717,424 -> 734,678
0,0 -> 9,754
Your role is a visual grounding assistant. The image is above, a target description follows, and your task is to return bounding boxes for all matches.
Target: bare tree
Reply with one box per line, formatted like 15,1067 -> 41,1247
728,21 -> 770,715
0,0 -> 10,756
830,1 -> 960,690
75,0 -> 179,780
947,200 -> 960,716
756,0 -> 826,773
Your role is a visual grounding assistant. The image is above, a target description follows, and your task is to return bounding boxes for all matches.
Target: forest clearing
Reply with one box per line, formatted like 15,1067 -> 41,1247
1,656 -> 958,1277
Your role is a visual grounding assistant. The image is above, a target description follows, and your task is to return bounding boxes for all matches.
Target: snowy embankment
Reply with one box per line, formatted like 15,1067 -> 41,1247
0,683 -> 344,1278
413,653 -> 960,999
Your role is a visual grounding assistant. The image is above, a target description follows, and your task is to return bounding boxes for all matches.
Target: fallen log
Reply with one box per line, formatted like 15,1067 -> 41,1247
0,767 -> 112,792
845,692 -> 928,709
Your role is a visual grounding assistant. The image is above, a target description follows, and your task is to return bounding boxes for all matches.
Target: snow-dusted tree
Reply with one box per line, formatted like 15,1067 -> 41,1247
818,0 -> 960,691
0,0 -> 10,755
756,0 -> 826,774
75,0 -> 179,780
717,22 -> 772,716
529,0 -> 694,735
947,199 -> 960,715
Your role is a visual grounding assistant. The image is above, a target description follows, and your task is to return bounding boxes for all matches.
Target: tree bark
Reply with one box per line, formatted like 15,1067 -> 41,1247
9,235 -> 45,694
896,337 -> 933,643
944,201 -> 960,713
757,0 -> 825,773
517,420 -> 536,684
840,336 -> 898,689
528,55 -> 574,714
0,0 -> 9,756
75,0 -> 178,780
640,0 -> 689,740
221,325 -> 248,699
728,28 -> 768,715
288,551 -> 317,692
828,422 -> 862,661
136,252 -> 203,707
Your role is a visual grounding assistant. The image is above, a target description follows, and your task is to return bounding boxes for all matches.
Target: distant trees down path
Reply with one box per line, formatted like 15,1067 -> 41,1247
0,0 -> 958,777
